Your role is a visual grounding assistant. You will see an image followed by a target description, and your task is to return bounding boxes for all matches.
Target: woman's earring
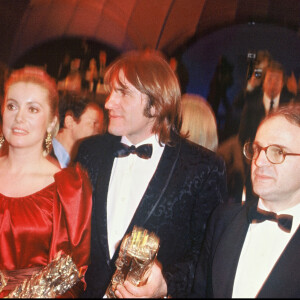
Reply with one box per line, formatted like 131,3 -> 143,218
43,132 -> 52,156
0,134 -> 5,149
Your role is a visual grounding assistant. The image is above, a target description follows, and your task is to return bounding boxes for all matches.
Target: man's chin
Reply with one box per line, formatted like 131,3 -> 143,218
108,127 -> 123,137
253,185 -> 270,198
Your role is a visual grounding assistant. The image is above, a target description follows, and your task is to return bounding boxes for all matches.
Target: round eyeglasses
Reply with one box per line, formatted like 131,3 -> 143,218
243,142 -> 300,164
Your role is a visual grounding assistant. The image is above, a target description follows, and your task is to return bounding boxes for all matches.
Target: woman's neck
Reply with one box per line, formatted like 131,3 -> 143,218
4,148 -> 46,173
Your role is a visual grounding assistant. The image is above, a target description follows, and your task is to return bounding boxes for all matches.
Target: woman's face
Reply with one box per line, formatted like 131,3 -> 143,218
2,82 -> 56,151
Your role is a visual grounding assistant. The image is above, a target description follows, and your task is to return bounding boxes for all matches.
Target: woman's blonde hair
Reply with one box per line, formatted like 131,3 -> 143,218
181,93 -> 218,151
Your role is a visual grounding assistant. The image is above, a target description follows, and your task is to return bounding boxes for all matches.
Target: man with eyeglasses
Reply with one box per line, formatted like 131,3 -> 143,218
190,104 -> 300,298
237,61 -> 297,202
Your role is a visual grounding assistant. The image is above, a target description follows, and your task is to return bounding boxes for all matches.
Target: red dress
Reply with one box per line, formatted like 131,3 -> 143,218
0,163 -> 92,298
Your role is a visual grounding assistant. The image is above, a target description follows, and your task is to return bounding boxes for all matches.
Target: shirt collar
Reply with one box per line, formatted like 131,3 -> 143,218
258,198 -> 300,230
263,93 -> 280,103
52,138 -> 70,168
121,134 -> 164,151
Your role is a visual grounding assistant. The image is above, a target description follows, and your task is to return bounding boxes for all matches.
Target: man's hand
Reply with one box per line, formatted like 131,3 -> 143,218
115,259 -> 168,298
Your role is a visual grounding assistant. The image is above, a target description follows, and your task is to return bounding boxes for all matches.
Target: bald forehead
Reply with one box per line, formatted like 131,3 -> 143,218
256,116 -> 300,148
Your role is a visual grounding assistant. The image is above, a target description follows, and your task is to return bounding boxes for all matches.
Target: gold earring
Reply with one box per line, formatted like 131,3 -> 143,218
43,132 -> 52,156
0,133 -> 5,149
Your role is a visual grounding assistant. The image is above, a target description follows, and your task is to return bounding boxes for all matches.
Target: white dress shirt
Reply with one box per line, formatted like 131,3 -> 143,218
52,138 -> 70,168
232,199 -> 300,298
263,93 -> 280,115
107,134 -> 165,258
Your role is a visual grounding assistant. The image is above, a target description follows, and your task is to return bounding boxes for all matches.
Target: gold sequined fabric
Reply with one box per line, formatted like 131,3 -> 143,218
106,226 -> 160,298
2,252 -> 82,298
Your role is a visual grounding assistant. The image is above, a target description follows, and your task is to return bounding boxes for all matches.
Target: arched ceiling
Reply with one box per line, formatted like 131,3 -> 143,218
0,0 -> 299,67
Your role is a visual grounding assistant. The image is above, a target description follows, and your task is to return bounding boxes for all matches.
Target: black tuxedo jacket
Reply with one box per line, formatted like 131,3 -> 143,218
192,200 -> 300,298
238,88 -> 295,146
75,133 -> 228,298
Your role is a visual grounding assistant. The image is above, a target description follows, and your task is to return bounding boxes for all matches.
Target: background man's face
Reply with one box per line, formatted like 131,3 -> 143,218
72,105 -> 104,140
263,70 -> 284,99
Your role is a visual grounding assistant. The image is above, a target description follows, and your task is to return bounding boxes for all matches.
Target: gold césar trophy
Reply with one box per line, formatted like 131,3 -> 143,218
105,226 -> 160,298
0,251 -> 83,298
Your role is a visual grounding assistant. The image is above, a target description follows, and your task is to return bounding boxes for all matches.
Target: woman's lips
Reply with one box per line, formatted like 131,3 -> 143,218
12,127 -> 28,135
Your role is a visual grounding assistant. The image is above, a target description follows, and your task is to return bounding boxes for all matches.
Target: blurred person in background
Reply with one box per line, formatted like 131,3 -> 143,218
239,60 -> 296,146
57,52 -> 71,82
85,58 -> 98,93
59,58 -> 82,93
222,50 -> 272,141
181,93 -> 218,152
233,50 -> 272,112
52,92 -> 105,168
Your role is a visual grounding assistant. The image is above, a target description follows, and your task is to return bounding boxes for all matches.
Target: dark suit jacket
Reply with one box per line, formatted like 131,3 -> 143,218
238,88 -> 295,146
191,200 -> 300,298
75,133 -> 228,298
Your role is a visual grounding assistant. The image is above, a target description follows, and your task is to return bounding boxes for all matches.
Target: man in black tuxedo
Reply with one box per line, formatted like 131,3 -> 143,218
238,60 -> 295,147
75,50 -> 227,298
222,49 -> 272,141
191,104 -> 300,298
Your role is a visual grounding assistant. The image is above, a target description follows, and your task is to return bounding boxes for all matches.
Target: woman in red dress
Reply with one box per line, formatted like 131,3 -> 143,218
0,67 -> 92,297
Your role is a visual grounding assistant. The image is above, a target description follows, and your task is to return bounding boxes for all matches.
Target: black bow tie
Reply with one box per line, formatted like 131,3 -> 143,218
248,206 -> 293,233
113,143 -> 153,159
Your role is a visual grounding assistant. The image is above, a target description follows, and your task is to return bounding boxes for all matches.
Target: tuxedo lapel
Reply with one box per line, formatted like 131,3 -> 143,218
110,141 -> 181,263
212,204 -> 250,298
126,141 -> 181,232
94,138 -> 120,263
258,225 -> 300,298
